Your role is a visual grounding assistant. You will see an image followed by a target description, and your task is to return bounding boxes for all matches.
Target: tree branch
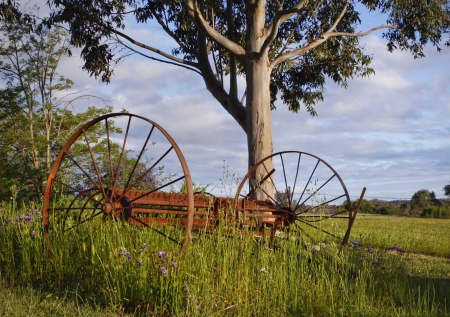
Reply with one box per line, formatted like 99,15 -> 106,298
117,39 -> 203,76
262,0 -> 309,54
196,29 -> 246,132
275,15 -> 301,57
327,0 -> 349,34
148,5 -> 196,56
182,0 -> 246,57
110,28 -> 202,74
271,24 -> 396,69
327,25 -> 396,38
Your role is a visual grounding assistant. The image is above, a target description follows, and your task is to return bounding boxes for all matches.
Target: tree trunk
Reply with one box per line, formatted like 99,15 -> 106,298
245,1 -> 274,219
245,55 -> 274,204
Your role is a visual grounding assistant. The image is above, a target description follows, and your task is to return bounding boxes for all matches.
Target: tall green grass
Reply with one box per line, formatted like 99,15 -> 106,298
351,215 -> 450,257
0,201 -> 449,316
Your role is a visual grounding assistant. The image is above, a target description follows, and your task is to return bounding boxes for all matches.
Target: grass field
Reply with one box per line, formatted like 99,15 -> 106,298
0,201 -> 449,316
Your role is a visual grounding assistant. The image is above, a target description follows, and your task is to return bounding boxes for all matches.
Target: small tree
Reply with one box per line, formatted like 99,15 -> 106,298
0,19 -> 111,200
356,199 -> 374,214
410,189 -> 433,216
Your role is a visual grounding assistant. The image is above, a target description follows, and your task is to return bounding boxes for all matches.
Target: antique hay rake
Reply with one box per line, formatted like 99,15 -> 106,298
43,113 -> 365,255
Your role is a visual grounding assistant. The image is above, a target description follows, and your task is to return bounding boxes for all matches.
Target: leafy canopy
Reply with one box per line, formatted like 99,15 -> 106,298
45,0 -> 450,130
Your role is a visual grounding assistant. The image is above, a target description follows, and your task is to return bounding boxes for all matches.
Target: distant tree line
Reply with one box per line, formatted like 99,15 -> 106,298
347,184 -> 450,219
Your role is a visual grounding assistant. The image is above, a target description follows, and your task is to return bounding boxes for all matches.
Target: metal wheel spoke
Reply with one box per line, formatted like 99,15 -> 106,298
261,160 -> 284,208
295,159 -> 320,211
129,175 -> 185,203
105,118 -> 114,178
62,151 -> 102,193
297,193 -> 346,215
289,153 -> 302,210
53,178 -> 102,205
64,210 -> 104,232
243,168 -> 275,198
295,217 -> 341,240
119,146 -> 174,200
129,216 -> 182,245
82,130 -> 107,198
292,221 -> 315,242
112,115 -> 132,194
296,174 -> 336,209
123,125 -> 155,191
296,208 -> 350,222
280,153 -> 291,208
247,176 -> 278,206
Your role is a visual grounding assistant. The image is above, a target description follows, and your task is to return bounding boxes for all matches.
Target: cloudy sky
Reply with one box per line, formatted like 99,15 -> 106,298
56,9 -> 450,201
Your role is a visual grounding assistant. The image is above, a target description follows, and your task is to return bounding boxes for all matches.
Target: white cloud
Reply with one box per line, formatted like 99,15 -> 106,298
57,29 -> 450,200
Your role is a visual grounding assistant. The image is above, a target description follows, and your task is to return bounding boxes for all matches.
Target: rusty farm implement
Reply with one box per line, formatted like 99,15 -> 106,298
43,113 -> 365,255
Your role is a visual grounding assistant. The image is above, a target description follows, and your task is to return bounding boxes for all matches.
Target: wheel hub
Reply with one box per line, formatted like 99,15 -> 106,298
102,202 -> 114,214
101,195 -> 133,220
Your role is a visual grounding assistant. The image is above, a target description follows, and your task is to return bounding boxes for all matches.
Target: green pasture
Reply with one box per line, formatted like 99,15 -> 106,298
0,202 -> 449,316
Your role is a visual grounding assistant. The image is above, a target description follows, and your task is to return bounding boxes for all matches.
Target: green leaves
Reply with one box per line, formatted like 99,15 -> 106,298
43,0 -> 449,122
361,0 -> 450,57
0,19 -> 113,201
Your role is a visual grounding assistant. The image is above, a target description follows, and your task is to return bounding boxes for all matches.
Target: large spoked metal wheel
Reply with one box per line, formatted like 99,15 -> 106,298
235,151 -> 353,245
43,113 -> 194,254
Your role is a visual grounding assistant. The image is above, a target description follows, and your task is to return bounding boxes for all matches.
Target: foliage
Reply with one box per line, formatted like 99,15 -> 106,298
421,205 -> 450,219
410,189 -> 442,216
0,18 -> 112,201
352,198 -> 375,214
0,0 -> 34,25
443,182 -> 450,197
44,0 -> 450,115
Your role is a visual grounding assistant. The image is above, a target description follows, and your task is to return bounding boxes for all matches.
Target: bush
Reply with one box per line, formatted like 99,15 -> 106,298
421,206 -> 450,218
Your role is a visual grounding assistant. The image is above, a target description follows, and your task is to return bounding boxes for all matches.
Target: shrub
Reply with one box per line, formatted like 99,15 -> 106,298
421,206 -> 450,218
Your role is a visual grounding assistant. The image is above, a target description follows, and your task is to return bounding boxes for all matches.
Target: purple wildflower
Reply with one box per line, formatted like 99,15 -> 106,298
170,262 -> 177,268
24,215 -> 31,222
137,260 -> 144,266
158,251 -> 167,258
118,252 -> 123,256
143,243 -> 150,248
371,260 -> 381,266
31,231 -> 37,236
124,251 -> 132,260
160,267 -> 167,275
366,247 -> 374,254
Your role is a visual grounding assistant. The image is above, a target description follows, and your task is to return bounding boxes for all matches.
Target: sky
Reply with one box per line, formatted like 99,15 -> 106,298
53,6 -> 450,201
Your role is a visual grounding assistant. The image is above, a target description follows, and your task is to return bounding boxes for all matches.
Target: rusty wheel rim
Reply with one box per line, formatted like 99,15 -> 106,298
235,151 -> 353,245
43,113 -> 194,255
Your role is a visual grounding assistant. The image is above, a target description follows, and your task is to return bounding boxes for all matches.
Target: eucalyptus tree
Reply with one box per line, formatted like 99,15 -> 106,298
410,189 -> 441,216
0,20 -> 111,200
46,0 -> 450,198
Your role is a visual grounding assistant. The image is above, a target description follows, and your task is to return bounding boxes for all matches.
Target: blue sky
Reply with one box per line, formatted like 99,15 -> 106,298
55,6 -> 450,201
